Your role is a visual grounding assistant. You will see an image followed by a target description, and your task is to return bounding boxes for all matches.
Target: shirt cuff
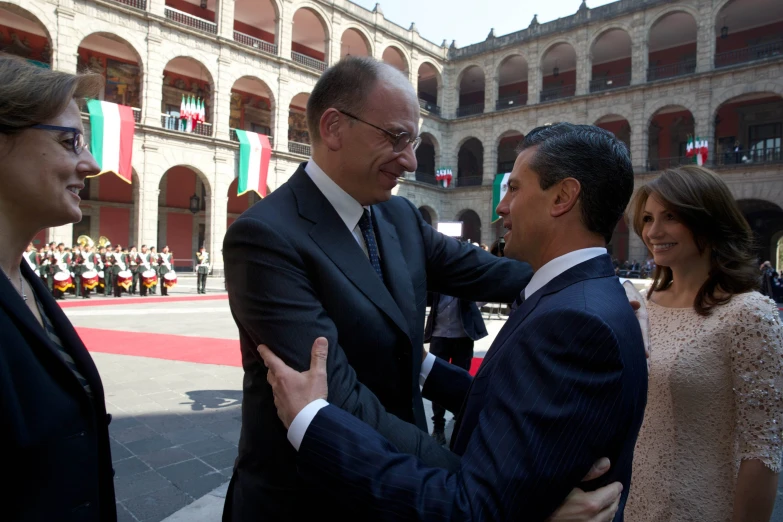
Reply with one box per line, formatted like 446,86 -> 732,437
420,352 -> 437,387
287,399 -> 329,451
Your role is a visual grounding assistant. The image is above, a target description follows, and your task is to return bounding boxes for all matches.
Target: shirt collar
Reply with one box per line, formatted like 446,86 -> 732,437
524,247 -> 607,300
305,159 -> 368,231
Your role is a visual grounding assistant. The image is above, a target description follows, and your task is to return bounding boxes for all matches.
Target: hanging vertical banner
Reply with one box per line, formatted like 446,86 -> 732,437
436,167 -> 453,188
236,130 -> 272,197
492,172 -> 511,222
86,99 -> 135,183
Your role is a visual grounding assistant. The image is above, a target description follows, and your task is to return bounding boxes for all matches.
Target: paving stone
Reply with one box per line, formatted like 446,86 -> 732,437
157,459 -> 213,485
199,448 -> 238,471
180,436 -> 234,458
122,486 -> 191,521
112,425 -> 159,444
109,416 -> 143,431
141,415 -> 195,434
114,470 -> 172,502
217,430 -> 241,446
116,502 -> 136,522
113,456 -> 151,477
161,427 -> 213,446
124,436 -> 176,455
110,439 -> 133,462
177,472 -> 228,499
138,447 -> 194,469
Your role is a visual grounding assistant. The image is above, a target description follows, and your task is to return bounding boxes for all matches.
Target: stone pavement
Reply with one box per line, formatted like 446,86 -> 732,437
65,297 -> 783,521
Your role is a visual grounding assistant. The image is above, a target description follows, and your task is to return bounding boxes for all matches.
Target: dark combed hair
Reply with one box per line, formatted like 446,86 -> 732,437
630,166 -> 760,316
518,123 -> 634,243
0,52 -> 103,133
306,56 -> 394,143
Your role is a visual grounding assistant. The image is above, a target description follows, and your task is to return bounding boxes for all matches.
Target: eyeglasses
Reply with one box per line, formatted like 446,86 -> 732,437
30,124 -> 86,155
337,110 -> 421,153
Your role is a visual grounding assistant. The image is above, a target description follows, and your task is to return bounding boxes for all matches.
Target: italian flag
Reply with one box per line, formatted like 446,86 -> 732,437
86,99 -> 135,183
492,172 -> 511,222
236,130 -> 272,197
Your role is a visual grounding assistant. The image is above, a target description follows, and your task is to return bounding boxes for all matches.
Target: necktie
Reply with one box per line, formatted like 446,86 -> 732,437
510,290 -> 525,313
358,209 -> 385,283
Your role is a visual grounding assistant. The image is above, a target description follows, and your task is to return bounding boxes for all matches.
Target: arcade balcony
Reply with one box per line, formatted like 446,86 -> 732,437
164,6 -> 217,34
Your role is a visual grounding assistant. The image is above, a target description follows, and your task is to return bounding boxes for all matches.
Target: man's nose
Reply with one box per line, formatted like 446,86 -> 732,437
397,143 -> 418,172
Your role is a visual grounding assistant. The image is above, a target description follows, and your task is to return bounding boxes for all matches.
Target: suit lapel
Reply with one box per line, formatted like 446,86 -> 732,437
291,167 -> 410,338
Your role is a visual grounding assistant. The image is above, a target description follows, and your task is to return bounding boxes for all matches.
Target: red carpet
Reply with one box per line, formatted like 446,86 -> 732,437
60,294 -> 227,308
78,326 -> 484,375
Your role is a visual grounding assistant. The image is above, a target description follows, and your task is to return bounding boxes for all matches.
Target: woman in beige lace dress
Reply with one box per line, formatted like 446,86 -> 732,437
624,166 -> 782,521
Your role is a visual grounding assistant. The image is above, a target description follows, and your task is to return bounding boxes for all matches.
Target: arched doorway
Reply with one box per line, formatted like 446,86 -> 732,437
647,106 -> 694,171
714,0 -> 783,68
233,0 -> 278,55
162,57 -> 214,136
648,11 -> 697,80
77,33 -> 143,114
714,93 -> 782,166
595,114 -> 631,154
0,4 -> 51,66
340,28 -> 370,58
415,133 -> 437,184
288,92 -> 310,156
497,55 -> 528,109
457,66 -> 485,117
417,62 -> 440,114
497,131 -> 524,174
737,199 -> 783,265
458,209 -> 482,244
157,166 -> 211,269
230,76 -> 274,136
382,46 -> 408,74
418,206 -> 434,226
457,138 -> 483,187
590,29 -> 632,92
540,42 -> 576,102
291,7 -> 327,71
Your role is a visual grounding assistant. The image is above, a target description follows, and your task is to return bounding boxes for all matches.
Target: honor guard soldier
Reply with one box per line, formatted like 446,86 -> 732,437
158,246 -> 175,296
24,243 -> 39,276
195,246 -> 210,294
149,246 -> 159,295
129,246 -> 139,295
99,244 -> 110,295
52,243 -> 71,300
138,245 -> 151,296
111,244 -> 127,297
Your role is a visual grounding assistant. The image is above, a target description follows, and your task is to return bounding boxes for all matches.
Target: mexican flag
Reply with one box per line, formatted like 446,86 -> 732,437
236,130 -> 272,197
492,172 -> 511,222
86,99 -> 135,183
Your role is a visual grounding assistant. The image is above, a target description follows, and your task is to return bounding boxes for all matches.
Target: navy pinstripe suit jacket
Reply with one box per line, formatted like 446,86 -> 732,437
296,254 -> 648,521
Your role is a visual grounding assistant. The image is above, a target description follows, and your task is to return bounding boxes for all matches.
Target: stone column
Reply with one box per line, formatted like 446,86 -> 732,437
278,4 -> 294,63
527,43 -> 541,104
329,14 -> 344,66
209,159 -> 231,274
441,67 -> 457,119
694,81 -> 714,163
485,66 -> 498,115
217,0 -> 235,40
214,54 -> 232,140
575,36 -> 590,96
148,0 -> 165,17
630,16 -> 647,86
695,9 -> 713,74
54,5 -> 78,73
274,75 -> 291,152
144,29 -> 165,127
50,224 -> 74,246
630,98 -> 646,171
139,144 -> 162,247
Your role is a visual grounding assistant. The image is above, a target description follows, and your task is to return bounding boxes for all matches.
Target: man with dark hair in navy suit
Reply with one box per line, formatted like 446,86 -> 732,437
260,122 -> 648,521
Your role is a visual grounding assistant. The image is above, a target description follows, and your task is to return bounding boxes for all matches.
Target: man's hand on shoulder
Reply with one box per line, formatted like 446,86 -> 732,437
548,458 -> 622,522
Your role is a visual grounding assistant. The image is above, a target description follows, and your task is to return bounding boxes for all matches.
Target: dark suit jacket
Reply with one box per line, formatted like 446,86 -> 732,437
424,292 -> 488,342
0,262 -> 116,522
221,164 -> 532,521
296,254 -> 648,521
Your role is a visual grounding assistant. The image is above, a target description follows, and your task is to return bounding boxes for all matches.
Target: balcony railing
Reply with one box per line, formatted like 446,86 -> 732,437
714,146 -> 782,166
453,175 -> 483,187
110,0 -> 146,9
495,94 -> 527,111
132,108 -> 141,123
589,73 -> 631,93
288,141 -> 311,156
414,172 -> 438,185
646,59 -> 696,81
291,51 -> 326,72
456,104 -> 485,118
419,99 -> 441,116
715,39 -> 783,69
233,31 -> 277,56
540,84 -> 576,102
161,114 -> 212,137
646,156 -> 690,172
164,6 -> 217,34
229,129 -> 274,146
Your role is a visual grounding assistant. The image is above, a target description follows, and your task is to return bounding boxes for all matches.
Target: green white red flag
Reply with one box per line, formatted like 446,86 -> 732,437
86,99 -> 135,183
492,172 -> 511,221
235,130 -> 271,197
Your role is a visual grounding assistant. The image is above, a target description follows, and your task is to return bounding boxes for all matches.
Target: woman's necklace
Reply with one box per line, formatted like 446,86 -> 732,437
2,268 -> 27,302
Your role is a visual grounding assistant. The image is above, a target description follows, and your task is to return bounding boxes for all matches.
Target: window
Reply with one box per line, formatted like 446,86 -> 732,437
749,123 -> 782,163
249,123 -> 271,135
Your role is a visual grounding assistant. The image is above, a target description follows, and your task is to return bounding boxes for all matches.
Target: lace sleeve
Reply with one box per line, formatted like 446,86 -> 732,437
731,294 -> 783,473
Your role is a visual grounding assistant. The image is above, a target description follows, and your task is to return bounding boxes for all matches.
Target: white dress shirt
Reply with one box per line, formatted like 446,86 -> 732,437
305,159 -> 370,256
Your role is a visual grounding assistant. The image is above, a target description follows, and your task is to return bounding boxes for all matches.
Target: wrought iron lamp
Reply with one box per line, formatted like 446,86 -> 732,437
189,194 -> 200,214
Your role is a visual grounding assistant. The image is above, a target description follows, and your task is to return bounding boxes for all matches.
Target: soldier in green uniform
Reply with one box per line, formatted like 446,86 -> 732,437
138,245 -> 150,296
23,243 -> 39,276
72,245 -> 84,298
128,246 -> 139,295
149,246 -> 159,295
195,246 -> 210,294
52,243 -> 71,300
111,244 -> 125,297
77,243 -> 98,299
158,245 -> 174,296
103,243 -> 114,297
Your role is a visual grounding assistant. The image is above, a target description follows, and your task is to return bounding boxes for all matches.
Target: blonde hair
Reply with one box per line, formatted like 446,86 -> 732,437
0,52 -> 104,132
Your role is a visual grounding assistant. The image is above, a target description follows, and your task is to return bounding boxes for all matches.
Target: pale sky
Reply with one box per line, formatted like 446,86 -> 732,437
351,0 -> 617,48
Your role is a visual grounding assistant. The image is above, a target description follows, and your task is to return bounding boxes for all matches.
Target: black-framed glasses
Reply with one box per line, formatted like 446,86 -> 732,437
337,110 -> 421,153
30,124 -> 86,155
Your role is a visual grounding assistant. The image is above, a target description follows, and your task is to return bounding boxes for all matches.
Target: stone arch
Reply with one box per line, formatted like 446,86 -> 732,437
456,62 -> 485,84
340,25 -> 374,57
645,6 -> 701,37
456,208 -> 483,244
229,75 -> 276,135
0,1 -> 54,64
591,108 -> 633,126
588,23 -> 633,51
645,97 -> 697,129
290,2 -> 332,42
417,205 -> 437,226
539,38 -> 579,69
77,32 -> 144,109
736,198 -> 783,264
381,44 -> 410,74
712,84 -> 783,113
496,50 -> 531,74
416,132 -> 438,178
456,138 -> 484,186
74,28 -> 145,67
495,129 -> 525,151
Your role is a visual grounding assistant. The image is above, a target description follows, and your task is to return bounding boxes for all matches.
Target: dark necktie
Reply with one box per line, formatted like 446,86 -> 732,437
358,209 -> 384,283
510,290 -> 525,313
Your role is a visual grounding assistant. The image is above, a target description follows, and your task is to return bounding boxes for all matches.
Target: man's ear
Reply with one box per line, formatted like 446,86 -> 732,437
551,178 -> 581,218
319,109 -> 343,152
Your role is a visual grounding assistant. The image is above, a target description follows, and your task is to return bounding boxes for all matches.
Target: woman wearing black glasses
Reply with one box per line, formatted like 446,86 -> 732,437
0,53 -> 117,521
